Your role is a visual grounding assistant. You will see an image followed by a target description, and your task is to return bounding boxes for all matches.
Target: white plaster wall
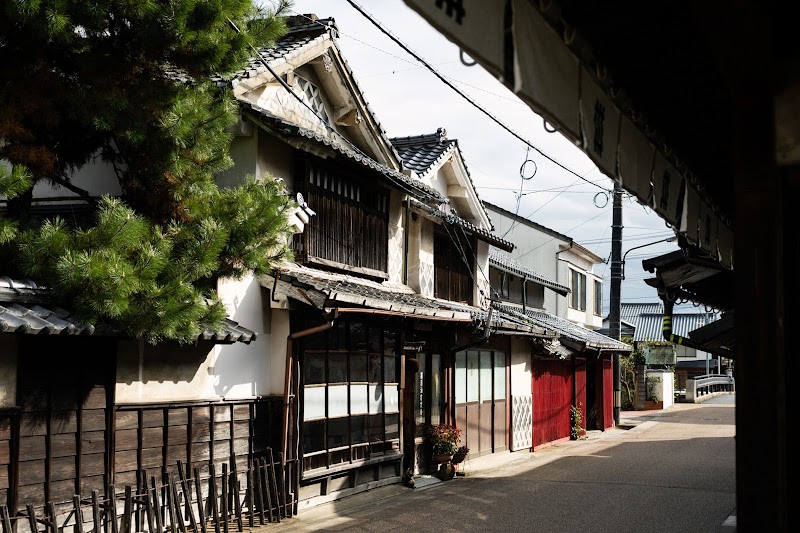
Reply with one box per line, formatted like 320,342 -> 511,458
406,212 -> 422,292
484,205 -> 569,316
509,337 -> 532,397
648,369 -> 674,408
562,260 -> 604,329
258,131 -> 296,189
115,274 -> 285,403
115,339 -> 218,403
215,275 -> 272,398
0,336 -> 18,407
387,191 -> 405,283
408,217 -> 434,296
269,309 -> 291,397
216,125 -> 258,189
33,156 -> 122,198
475,240 -> 490,308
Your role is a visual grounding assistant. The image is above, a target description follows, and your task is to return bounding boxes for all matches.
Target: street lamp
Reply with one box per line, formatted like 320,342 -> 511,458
621,236 -> 677,280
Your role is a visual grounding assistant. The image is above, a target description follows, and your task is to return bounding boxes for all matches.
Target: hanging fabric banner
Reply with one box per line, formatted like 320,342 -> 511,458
405,0 -> 507,81
697,200 -> 717,255
652,153 -> 685,228
716,222 -> 733,269
512,0 -> 581,141
681,184 -> 701,245
617,117 -> 655,207
579,67 -> 621,179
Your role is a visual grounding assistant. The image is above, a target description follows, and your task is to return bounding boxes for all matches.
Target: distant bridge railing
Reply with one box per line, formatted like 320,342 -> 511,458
686,374 -> 735,402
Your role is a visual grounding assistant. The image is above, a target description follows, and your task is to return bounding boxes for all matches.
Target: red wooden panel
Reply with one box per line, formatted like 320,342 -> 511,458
602,356 -> 614,430
532,358 -> 573,447
575,358 -> 587,432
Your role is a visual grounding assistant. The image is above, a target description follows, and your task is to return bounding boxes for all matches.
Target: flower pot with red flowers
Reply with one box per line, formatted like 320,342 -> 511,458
428,424 -> 462,464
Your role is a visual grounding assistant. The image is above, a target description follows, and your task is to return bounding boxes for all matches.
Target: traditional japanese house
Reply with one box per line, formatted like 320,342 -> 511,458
0,277 -> 262,522
215,16 -> 554,505
489,246 -> 631,448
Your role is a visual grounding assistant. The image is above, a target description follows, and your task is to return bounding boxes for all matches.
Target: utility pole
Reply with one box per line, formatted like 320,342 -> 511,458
610,185 -> 623,426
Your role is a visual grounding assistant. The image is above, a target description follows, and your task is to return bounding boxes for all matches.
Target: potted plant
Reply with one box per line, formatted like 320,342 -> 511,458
428,423 -> 462,463
451,444 -> 469,465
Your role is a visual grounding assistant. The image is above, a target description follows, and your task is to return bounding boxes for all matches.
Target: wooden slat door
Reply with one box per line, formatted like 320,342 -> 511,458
532,357 -> 573,447
15,336 -> 113,511
454,349 -> 507,457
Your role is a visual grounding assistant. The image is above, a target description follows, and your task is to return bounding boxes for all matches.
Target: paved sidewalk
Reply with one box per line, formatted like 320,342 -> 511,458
260,408 -> 677,532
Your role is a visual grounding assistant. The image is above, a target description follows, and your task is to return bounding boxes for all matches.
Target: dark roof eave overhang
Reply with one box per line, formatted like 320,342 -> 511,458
326,306 -> 475,323
241,104 -> 443,204
489,261 -> 570,296
406,198 -> 514,252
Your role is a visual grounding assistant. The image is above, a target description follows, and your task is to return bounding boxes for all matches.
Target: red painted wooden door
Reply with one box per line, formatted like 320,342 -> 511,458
532,358 -> 573,447
602,356 -> 614,430
575,357 -> 587,434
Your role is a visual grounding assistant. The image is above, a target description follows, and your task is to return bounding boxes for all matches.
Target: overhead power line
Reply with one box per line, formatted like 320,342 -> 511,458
342,0 -> 610,192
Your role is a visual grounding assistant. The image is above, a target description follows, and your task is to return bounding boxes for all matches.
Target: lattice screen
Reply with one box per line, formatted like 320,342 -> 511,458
512,394 -> 533,450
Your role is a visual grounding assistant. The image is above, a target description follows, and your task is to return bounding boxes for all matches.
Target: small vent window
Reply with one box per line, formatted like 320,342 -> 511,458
296,75 -> 329,124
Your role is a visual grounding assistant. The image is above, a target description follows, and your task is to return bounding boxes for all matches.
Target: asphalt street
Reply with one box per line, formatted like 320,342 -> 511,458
264,395 -> 736,533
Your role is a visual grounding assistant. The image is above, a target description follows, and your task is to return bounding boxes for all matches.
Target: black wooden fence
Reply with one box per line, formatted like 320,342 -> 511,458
0,449 -> 295,533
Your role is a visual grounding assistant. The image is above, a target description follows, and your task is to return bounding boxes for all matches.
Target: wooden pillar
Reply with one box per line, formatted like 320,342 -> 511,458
733,90 -> 789,532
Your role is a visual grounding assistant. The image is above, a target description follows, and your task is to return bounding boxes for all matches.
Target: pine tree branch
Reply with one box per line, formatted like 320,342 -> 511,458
51,175 -> 98,206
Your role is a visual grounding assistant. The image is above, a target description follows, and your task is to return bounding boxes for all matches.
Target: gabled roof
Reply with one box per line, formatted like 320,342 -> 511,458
391,130 -> 492,230
483,201 -> 572,243
217,15 -> 406,175
493,302 -> 631,352
245,104 -> 444,203
0,279 -> 257,344
489,246 -> 570,296
406,197 -> 513,252
391,130 -> 455,175
215,18 -> 335,86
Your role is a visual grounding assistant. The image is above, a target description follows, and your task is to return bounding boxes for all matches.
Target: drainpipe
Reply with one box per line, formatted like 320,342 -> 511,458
522,276 -> 527,313
281,309 -> 339,467
555,240 -> 574,317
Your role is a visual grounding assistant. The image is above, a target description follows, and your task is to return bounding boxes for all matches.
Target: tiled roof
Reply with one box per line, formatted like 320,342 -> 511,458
391,131 -> 493,229
493,302 -> 631,351
268,262 -> 551,337
0,279 -> 257,344
212,18 -> 334,87
244,103 -> 444,204
218,16 -> 409,180
489,246 -> 570,295
391,131 -> 455,175
271,261 -> 475,320
407,197 -> 513,252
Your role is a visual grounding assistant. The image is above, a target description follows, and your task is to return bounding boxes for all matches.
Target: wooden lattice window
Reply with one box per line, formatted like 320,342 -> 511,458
434,228 -> 474,304
300,161 -> 389,275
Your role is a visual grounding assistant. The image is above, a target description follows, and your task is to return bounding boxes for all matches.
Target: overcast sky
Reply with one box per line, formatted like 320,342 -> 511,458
283,0 -> 682,313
